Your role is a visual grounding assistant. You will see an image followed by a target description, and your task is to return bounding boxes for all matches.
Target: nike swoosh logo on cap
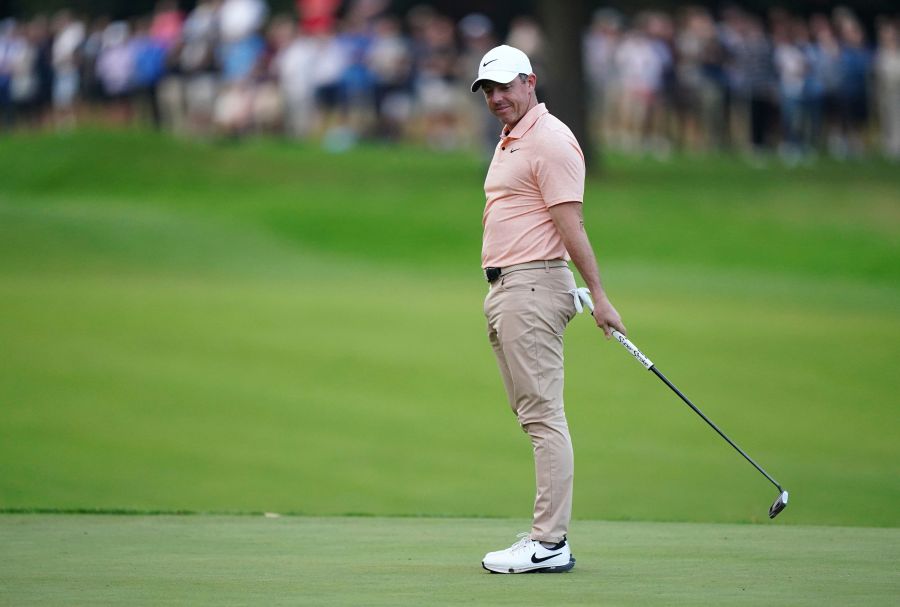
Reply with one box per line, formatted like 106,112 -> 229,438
482,59 -> 499,67
531,552 -> 562,563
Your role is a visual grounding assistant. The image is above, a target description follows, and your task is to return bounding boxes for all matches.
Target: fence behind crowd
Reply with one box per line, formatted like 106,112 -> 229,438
1,0 -> 899,161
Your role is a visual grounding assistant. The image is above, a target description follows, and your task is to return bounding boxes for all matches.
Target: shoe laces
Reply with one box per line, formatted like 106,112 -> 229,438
507,532 -> 533,553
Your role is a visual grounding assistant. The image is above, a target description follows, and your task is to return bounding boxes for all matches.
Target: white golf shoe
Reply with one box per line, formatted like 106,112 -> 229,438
482,533 -> 575,574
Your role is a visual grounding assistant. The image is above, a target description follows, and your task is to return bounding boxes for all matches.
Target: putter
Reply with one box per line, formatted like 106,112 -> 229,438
572,288 -> 789,519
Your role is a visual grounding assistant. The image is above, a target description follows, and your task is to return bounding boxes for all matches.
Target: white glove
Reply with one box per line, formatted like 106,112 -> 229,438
568,287 -> 594,314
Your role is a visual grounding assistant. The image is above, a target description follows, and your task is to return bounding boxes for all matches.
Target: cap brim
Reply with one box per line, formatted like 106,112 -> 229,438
470,70 -> 519,92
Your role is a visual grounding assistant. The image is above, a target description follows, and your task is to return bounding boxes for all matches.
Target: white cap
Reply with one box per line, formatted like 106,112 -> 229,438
470,44 -> 533,92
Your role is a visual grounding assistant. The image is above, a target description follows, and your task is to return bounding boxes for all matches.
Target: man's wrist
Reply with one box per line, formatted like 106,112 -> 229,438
588,285 -> 607,302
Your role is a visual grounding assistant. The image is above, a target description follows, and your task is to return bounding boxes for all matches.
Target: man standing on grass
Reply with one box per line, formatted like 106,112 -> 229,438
473,45 -> 626,574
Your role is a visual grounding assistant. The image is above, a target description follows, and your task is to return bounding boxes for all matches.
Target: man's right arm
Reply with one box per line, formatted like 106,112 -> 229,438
548,201 -> 626,339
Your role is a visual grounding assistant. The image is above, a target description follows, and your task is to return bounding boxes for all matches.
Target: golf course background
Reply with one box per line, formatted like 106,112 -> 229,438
1,130 -> 898,528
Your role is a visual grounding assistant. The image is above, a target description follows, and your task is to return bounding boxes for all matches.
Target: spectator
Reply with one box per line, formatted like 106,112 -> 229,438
148,0 -> 184,131
95,21 -> 134,123
676,6 -> 727,151
773,16 -> 808,161
32,16 -> 54,126
796,17 -> 825,156
411,10 -> 461,148
51,10 -> 85,129
584,9 -> 623,148
835,11 -> 872,158
809,15 -> 843,155
733,14 -> 777,154
130,17 -> 169,128
614,13 -> 670,154
250,14 -> 289,135
646,11 -> 676,155
368,14 -> 413,140
218,0 -> 266,83
274,18 -> 316,138
334,1 -> 379,140
79,16 -> 109,117
309,23 -> 349,143
0,19 -> 16,129
214,0 -> 268,135
10,16 -> 53,128
178,0 -> 220,134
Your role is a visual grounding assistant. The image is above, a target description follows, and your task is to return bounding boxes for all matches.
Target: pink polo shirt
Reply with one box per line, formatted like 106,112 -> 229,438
481,103 -> 585,268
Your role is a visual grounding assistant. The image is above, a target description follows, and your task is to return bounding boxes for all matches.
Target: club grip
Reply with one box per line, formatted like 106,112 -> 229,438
572,288 -> 654,370
611,329 -> 654,370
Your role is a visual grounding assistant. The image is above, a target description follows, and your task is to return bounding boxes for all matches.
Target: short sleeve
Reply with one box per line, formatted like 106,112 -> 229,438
532,128 -> 586,207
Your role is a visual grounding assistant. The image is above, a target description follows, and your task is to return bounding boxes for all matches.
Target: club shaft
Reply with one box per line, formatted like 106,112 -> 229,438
650,366 -> 784,493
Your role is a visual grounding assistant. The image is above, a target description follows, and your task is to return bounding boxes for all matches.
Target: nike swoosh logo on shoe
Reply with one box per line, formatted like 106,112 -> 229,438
531,552 -> 562,563
482,59 -> 499,66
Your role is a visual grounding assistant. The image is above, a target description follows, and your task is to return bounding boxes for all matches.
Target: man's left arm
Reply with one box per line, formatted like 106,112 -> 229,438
548,201 -> 626,339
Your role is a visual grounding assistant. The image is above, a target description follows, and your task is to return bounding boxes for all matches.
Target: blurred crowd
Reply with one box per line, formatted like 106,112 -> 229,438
586,5 -> 900,161
1,0 -> 899,160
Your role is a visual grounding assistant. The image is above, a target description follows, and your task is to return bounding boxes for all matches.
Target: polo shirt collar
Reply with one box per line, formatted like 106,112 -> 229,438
502,103 -> 548,140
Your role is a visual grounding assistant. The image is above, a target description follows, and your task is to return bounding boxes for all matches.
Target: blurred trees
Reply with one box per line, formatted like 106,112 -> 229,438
536,0 -> 594,169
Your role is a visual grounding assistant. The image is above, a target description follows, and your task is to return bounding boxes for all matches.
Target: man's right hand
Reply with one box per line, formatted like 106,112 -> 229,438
590,292 -> 626,339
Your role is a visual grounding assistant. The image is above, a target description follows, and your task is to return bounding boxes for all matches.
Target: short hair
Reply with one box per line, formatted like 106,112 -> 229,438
518,73 -> 528,82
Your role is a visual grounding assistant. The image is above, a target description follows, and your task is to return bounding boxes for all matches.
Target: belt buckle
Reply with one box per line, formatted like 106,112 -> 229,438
485,267 -> 501,282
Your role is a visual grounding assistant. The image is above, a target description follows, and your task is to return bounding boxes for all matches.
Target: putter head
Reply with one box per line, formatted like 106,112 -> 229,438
768,490 -> 789,519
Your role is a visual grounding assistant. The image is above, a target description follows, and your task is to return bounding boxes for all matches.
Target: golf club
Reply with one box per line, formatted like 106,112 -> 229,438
571,288 -> 789,519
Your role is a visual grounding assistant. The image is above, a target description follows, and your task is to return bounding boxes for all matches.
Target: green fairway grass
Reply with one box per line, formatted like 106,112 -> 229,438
1,514 -> 898,606
0,130 -> 898,527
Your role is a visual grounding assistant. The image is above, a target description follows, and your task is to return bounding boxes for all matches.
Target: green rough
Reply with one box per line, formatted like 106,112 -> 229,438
0,131 -> 898,527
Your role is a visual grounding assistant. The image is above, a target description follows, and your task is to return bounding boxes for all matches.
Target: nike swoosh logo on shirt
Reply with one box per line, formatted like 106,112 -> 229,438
509,148 -> 520,153
531,552 -> 562,563
482,59 -> 499,67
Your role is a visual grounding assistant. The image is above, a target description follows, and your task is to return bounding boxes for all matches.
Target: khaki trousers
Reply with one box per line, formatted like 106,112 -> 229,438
484,264 -> 577,543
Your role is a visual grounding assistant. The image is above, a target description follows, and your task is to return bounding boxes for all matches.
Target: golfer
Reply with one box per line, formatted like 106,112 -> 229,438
474,45 -> 626,574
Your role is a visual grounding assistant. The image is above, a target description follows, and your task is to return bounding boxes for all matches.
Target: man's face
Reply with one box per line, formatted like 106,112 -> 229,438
481,74 -> 536,128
